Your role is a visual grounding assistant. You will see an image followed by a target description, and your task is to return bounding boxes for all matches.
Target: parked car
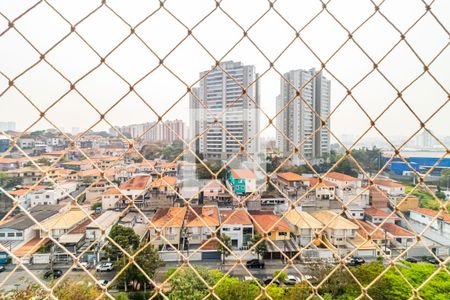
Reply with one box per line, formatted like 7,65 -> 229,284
346,256 -> 365,266
43,269 -> 63,279
425,257 -> 440,265
98,280 -> 109,286
96,262 -> 114,272
405,257 -> 418,263
245,259 -> 265,269
263,276 -> 280,286
283,275 -> 301,286
0,266 -> 5,273
73,262 -> 89,271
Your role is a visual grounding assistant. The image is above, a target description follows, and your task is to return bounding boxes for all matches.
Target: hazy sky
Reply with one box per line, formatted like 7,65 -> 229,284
0,0 -> 449,147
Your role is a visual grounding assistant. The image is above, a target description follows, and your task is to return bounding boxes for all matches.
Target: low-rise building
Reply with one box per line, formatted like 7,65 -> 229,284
250,211 -> 291,241
36,206 -> 93,238
227,168 -> 257,195
219,209 -> 253,249
364,207 -> 399,224
309,210 -> 359,246
85,210 -> 121,241
149,207 -> 187,250
284,208 -> 323,246
381,222 -> 414,248
184,206 -> 220,248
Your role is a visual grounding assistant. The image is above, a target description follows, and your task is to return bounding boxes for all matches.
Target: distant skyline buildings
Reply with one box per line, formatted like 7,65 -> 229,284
276,69 -> 331,165
0,122 -> 16,132
112,120 -> 185,145
189,61 -> 260,160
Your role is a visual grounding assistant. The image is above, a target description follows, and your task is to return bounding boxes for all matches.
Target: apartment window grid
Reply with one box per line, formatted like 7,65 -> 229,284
0,0 -> 448,299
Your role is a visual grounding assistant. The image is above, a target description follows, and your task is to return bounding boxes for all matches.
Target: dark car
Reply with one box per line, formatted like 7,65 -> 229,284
405,257 -> 418,263
352,257 -> 365,264
263,276 -> 280,286
0,266 -> 5,273
246,259 -> 265,269
43,269 -> 63,279
425,257 -> 440,265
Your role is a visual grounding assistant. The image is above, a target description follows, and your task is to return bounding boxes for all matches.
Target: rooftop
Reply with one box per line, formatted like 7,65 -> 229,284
249,211 -> 291,233
284,208 -> 323,229
364,207 -> 397,218
13,237 -> 49,257
230,168 -> 257,179
411,208 -> 450,222
86,210 -> 120,229
220,209 -> 252,226
120,175 -> 152,190
185,206 -> 220,227
38,207 -> 92,231
0,210 -> 59,230
324,172 -> 360,182
151,176 -> 177,188
277,172 -> 309,182
309,210 -> 359,230
151,207 -> 186,228
381,223 -> 414,237
373,179 -> 404,188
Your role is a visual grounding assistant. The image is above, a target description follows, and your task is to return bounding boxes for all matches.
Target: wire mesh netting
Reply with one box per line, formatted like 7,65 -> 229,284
0,0 -> 449,299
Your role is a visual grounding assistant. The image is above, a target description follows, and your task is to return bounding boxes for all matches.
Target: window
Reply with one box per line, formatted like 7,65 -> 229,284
279,232 -> 287,236
222,228 -> 230,231
7,233 -> 14,237
0,233 -> 5,237
16,232 -> 22,237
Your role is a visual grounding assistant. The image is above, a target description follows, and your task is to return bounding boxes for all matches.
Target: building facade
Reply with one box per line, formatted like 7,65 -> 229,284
189,61 -> 260,160
114,119 -> 185,144
276,68 -> 331,164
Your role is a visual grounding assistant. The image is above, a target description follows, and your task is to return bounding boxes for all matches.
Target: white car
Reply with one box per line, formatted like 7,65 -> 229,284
96,262 -> 114,272
73,262 -> 89,271
98,279 -> 109,287
284,275 -> 301,285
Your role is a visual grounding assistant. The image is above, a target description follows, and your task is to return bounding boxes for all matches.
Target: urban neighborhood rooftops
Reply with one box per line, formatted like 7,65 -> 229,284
151,207 -> 187,228
120,175 -> 152,190
220,209 -> 252,225
37,207 -> 93,231
230,168 -> 257,179
324,172 -> 360,182
309,210 -> 359,230
381,223 -> 414,237
412,207 -> 450,222
284,208 -> 323,229
373,179 -> 404,188
0,210 -> 59,230
277,172 -> 309,182
185,206 -> 220,227
250,212 -> 291,233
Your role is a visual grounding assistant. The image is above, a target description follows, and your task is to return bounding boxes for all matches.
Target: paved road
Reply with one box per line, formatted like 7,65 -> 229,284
0,265 -> 115,292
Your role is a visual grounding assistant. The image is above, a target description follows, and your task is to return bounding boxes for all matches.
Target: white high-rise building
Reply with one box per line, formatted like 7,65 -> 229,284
190,61 -> 260,160
276,68 -> 331,165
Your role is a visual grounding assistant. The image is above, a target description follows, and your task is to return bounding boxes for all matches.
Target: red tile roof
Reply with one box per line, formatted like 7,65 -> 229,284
185,206 -> 220,227
412,208 -> 450,222
277,172 -> 309,182
381,223 -> 414,237
230,168 -> 256,179
120,175 -> 152,190
364,207 -> 393,217
309,178 -> 337,187
373,179 -> 404,188
151,207 -> 186,227
250,212 -> 291,233
325,172 -> 360,182
220,209 -> 252,225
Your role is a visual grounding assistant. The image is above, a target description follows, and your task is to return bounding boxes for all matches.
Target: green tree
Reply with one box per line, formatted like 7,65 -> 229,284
141,144 -> 163,160
162,140 -> 184,161
168,266 -> 215,300
285,282 -> 312,300
0,173 -> 23,189
273,270 -> 287,282
439,169 -> 450,189
105,225 -> 140,261
91,202 -> 102,211
218,234 -> 232,264
250,234 -> 267,260
215,276 -> 260,300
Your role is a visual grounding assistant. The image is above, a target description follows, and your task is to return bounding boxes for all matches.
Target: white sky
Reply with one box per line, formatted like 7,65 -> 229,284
0,0 -> 449,146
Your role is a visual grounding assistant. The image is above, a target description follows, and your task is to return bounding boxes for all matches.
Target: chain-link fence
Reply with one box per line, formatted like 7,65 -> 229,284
0,0 -> 449,299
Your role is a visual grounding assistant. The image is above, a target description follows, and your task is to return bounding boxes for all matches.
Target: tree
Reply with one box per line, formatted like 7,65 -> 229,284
168,266 -> 215,300
439,169 -> 450,190
250,234 -> 267,260
105,225 -> 140,261
218,234 -> 232,264
141,144 -> 163,160
0,173 -> 23,189
106,225 -> 162,291
91,202 -> 102,211
162,140 -> 184,161
273,270 -> 287,282
215,276 -> 260,300
285,282 -> 312,300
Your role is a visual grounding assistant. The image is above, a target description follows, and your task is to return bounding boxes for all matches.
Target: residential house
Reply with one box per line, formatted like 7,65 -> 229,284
219,209 -> 253,249
149,207 -> 187,250
407,208 -> 450,248
150,176 -> 177,195
227,168 -> 257,195
309,210 -> 359,246
381,222 -> 414,248
250,211 -> 291,241
155,162 -> 177,177
275,172 -> 310,196
184,206 -> 220,248
85,210 -> 121,241
36,206 -> 93,238
101,187 -> 123,210
284,208 -> 323,246
119,175 -> 153,208
202,180 -> 232,206
364,207 -> 399,224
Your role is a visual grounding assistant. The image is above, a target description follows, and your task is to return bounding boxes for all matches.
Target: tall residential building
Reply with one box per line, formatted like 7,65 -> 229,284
114,120 -> 185,144
276,68 -> 331,164
190,61 -> 260,160
0,121 -> 16,132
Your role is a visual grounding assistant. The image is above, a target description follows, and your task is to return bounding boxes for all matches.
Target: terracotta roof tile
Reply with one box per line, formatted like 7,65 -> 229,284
151,207 -> 186,227
277,172 -> 309,182
325,172 -> 360,182
230,168 -> 256,179
220,209 -> 252,225
412,208 -> 450,222
249,212 -> 291,233
120,175 -> 152,190
381,223 -> 414,237
373,179 -> 404,188
185,206 -> 220,227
